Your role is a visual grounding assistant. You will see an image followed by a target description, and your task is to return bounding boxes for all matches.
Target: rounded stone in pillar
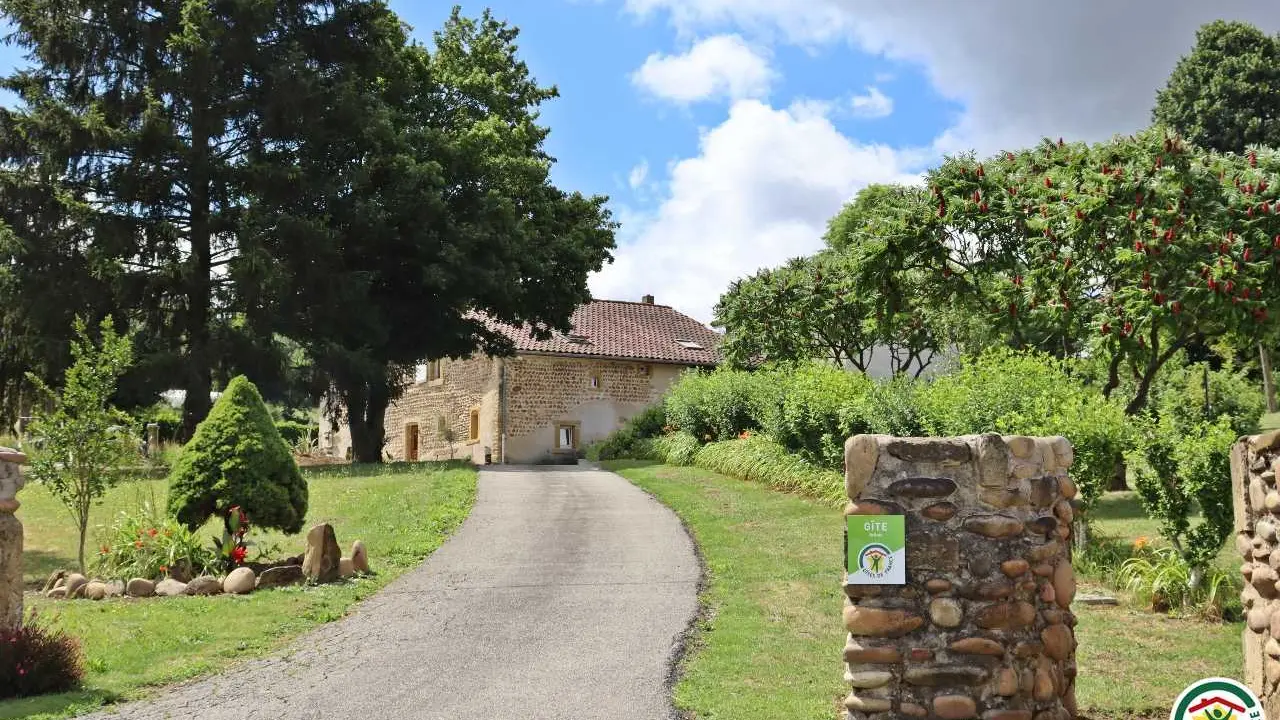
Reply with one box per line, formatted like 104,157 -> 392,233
933,695 -> 978,720
844,435 -> 880,500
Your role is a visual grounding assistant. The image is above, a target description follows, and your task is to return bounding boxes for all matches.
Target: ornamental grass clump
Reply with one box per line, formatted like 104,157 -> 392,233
168,376 -> 308,536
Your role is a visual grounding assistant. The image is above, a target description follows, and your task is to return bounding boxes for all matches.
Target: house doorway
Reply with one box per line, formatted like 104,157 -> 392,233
405,423 -> 419,462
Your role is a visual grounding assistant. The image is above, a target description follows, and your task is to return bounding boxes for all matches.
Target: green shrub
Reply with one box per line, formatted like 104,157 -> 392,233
93,500 -> 216,581
168,375 -> 309,534
764,363 -> 874,469
651,432 -> 701,466
0,610 -> 85,699
585,404 -> 667,461
693,436 -> 844,505
133,402 -> 183,444
916,349 -> 1133,506
1128,414 -> 1236,574
274,419 -> 318,448
664,368 -> 777,442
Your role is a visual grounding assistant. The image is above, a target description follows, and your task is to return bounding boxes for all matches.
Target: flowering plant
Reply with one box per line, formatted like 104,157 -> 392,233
93,501 -> 215,580
211,505 -> 252,571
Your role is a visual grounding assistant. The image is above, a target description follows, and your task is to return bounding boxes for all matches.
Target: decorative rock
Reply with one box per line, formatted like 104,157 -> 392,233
1001,559 -> 1029,578
185,576 -> 223,596
949,637 -> 1004,656
223,567 -> 256,595
1249,604 -> 1273,633
1058,476 -> 1078,500
925,579 -> 953,594
126,578 -> 156,597
959,581 -> 1013,601
964,515 -> 1025,539
43,570 -> 68,594
84,581 -> 107,600
844,640 -> 901,664
922,502 -> 959,521
908,647 -> 934,662
976,433 -> 1011,488
69,581 -> 88,599
1031,563 -> 1053,577
351,541 -> 370,574
980,488 -> 1027,509
845,584 -> 883,600
995,668 -> 1019,696
844,694 -> 892,713
844,605 -> 925,637
844,435 -> 880,499
1013,641 -> 1044,658
1075,594 -> 1119,606
1053,500 -> 1074,524
46,586 -> 67,599
1266,638 -> 1280,659
155,578 -> 187,596
257,564 -> 305,589
1239,532 -> 1255,558
1026,516 -> 1058,537
1029,477 -> 1059,507
889,477 -> 959,499
900,702 -> 928,717
934,694 -> 978,720
1261,520 -> 1279,542
846,670 -> 893,689
929,598 -> 964,628
1007,435 -> 1036,458
845,501 -> 887,516
906,534 -> 960,572
1267,492 -> 1280,513
1040,584 -> 1057,604
974,601 -> 1036,630
1033,659 -> 1056,701
1041,609 -> 1064,626
1053,561 -> 1076,609
905,665 -> 989,687
887,438 -> 970,464
302,523 -> 342,583
64,573 -> 88,597
103,580 -> 124,598
1041,625 -> 1074,661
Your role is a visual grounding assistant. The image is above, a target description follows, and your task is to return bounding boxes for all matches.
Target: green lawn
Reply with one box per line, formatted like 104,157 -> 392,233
2,462 -> 477,719
605,461 -> 1242,720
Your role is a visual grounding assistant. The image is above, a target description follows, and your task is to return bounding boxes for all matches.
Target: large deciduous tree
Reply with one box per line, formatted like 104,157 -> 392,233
248,9 -> 616,463
1154,19 -> 1280,412
848,129 -> 1280,415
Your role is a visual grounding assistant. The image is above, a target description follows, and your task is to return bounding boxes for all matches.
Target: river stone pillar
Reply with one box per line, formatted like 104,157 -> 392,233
0,446 -> 27,630
1233,430 -> 1280,719
843,434 -> 1080,720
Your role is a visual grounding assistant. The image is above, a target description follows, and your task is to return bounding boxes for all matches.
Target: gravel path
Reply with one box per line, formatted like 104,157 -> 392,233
83,465 -> 701,720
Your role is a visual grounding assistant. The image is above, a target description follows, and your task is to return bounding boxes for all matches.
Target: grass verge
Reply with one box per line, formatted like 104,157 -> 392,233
2,462 -> 477,719
605,461 -> 1243,720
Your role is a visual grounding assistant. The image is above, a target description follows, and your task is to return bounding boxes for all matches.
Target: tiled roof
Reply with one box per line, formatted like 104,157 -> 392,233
482,300 -> 721,366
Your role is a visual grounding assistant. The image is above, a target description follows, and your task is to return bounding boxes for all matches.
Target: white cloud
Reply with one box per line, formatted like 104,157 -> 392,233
591,100 -> 923,323
631,34 -> 776,104
850,86 -> 893,119
625,0 -> 1280,154
628,160 -> 650,190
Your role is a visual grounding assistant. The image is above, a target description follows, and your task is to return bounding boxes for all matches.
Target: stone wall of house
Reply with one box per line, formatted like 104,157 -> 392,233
383,356 -> 501,463
842,434 -> 1080,720
501,355 -> 682,463
0,447 -> 27,630
1233,430 -> 1280,718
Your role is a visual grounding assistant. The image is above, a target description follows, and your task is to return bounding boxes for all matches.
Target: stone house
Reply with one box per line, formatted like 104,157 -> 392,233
321,296 -> 720,464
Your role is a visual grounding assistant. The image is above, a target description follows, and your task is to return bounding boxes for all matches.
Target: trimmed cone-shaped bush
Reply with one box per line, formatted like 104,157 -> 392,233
168,376 -> 308,533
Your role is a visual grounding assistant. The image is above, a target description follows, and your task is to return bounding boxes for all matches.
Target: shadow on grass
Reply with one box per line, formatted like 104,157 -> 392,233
1088,492 -> 1147,524
22,549 -> 75,591
0,689 -> 120,720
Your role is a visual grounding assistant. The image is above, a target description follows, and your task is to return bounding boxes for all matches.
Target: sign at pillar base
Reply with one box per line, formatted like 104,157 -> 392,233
845,515 -> 905,585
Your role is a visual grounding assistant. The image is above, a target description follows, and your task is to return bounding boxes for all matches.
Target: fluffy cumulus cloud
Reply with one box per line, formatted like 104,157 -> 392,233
849,86 -> 893,119
605,0 -> 1280,324
590,100 -> 921,322
631,34 -> 776,104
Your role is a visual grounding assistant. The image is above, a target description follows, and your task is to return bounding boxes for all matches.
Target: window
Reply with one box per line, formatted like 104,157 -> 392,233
638,364 -> 651,377
589,375 -> 600,389
469,408 -> 480,442
427,360 -> 442,383
437,415 -> 447,434
414,364 -> 427,383
556,423 -> 578,450
404,424 -> 420,462
675,339 -> 705,350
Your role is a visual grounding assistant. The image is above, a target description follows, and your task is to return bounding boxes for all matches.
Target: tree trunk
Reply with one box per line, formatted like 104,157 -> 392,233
347,378 -> 391,464
1107,459 -> 1128,492
181,78 -> 215,441
77,512 -> 88,574
1262,344 -> 1278,414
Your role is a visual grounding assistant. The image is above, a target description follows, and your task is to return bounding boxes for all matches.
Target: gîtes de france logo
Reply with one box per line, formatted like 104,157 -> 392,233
1170,678 -> 1264,720
857,543 -> 894,579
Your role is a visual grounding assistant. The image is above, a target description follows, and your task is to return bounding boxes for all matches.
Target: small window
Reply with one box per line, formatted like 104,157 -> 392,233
638,364 -> 651,376
437,415 -> 447,434
405,423 -> 420,462
676,339 -> 704,350
427,360 -> 442,383
589,375 -> 600,389
469,409 -> 480,442
414,364 -> 428,383
556,424 -> 578,450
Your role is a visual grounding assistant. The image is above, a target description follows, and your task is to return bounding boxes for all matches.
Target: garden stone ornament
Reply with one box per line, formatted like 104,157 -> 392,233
0,446 -> 26,513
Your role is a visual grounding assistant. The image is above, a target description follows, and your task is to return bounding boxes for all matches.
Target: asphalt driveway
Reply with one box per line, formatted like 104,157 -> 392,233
83,464 -> 701,720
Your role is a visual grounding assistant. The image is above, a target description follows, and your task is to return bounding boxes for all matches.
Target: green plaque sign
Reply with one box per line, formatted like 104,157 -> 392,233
845,515 -> 906,585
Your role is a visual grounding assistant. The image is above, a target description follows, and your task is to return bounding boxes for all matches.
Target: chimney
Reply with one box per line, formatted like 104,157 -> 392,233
641,294 -> 655,305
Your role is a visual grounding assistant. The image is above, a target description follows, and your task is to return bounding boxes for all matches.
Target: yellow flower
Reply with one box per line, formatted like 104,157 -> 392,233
1133,536 -> 1150,550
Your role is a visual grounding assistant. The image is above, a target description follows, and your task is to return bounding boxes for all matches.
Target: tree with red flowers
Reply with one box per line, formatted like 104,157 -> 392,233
845,127 -> 1280,415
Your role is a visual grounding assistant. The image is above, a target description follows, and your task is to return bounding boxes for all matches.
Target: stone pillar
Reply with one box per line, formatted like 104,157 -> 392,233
0,446 -> 28,631
1234,430 -> 1280,718
843,434 -> 1080,720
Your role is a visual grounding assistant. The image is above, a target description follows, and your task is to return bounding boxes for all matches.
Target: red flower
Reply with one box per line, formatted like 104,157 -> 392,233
148,528 -> 158,537
134,540 -> 143,549
231,546 -> 248,565
100,545 -> 109,555
159,565 -> 168,573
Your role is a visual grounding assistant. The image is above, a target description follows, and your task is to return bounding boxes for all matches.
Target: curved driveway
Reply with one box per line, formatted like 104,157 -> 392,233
84,465 -> 701,720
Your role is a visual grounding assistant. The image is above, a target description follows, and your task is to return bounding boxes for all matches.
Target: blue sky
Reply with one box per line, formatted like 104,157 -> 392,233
2,1 -> 1279,323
